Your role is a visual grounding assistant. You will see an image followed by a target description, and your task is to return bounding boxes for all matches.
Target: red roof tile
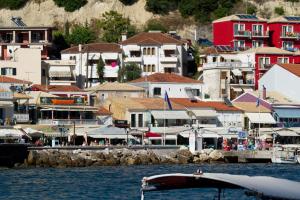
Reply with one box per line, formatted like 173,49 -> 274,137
170,98 -> 241,111
0,76 -> 32,84
130,73 -> 202,84
31,84 -> 83,92
277,63 -> 300,77
61,43 -> 121,54
97,106 -> 112,115
121,32 -> 183,45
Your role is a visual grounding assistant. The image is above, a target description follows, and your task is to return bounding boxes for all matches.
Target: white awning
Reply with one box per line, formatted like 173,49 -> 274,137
127,45 -> 141,51
150,110 -> 190,120
149,134 -> 177,140
161,63 -> 177,68
276,130 -> 299,137
162,45 -> 177,50
49,66 -> 72,78
101,53 -> 118,60
246,112 -> 276,124
242,87 -> 253,92
0,100 -> 13,106
89,134 -> 135,139
232,69 -> 242,76
191,109 -> 217,118
231,87 -> 243,92
199,133 -> 220,138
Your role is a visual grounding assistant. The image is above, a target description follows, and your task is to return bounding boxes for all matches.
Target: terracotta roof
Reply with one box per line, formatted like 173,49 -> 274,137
31,84 -> 83,92
0,76 -> 32,84
171,98 -> 241,112
121,32 -> 183,45
85,82 -> 145,92
233,102 -> 271,113
242,47 -> 294,55
213,14 -> 267,23
129,73 -> 202,84
97,106 -> 112,115
277,63 -> 300,77
61,43 -> 121,54
133,98 -> 185,110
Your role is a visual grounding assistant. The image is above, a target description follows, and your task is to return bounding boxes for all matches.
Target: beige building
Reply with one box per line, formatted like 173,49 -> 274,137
0,48 -> 42,84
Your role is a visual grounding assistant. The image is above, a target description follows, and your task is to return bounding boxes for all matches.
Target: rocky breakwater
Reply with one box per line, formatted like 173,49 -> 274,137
24,148 -> 224,168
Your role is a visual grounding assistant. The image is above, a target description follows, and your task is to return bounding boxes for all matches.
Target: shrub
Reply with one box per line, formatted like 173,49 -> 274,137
144,19 -> 168,32
145,0 -> 179,15
53,0 -> 87,12
0,0 -> 28,10
274,7 -> 284,16
119,0 -> 138,5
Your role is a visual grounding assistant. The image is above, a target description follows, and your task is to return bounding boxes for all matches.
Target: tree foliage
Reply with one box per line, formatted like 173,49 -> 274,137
0,0 -> 28,9
274,7 -> 284,15
52,31 -> 70,58
144,19 -> 168,33
53,0 -> 87,12
67,24 -> 96,45
119,0 -> 138,5
97,56 -> 105,84
97,11 -> 137,43
118,63 -> 141,82
145,0 -> 179,15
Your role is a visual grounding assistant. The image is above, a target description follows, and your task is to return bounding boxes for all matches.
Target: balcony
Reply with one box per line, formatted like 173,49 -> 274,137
160,56 -> 178,63
203,62 -> 252,70
252,31 -> 269,38
40,97 -> 86,106
229,79 -> 254,86
234,30 -> 251,37
124,56 -> 142,63
280,32 -> 300,39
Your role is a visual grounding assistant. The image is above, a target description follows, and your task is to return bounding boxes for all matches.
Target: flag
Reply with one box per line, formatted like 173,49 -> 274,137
164,91 -> 172,110
256,97 -> 260,107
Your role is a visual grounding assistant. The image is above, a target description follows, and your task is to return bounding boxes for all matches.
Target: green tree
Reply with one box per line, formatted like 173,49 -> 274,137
118,63 -> 141,82
274,7 -> 285,15
98,11 -> 137,43
97,56 -> 105,83
144,19 -> 168,33
0,0 -> 28,9
67,25 -> 96,45
145,0 -> 179,15
247,4 -> 257,15
119,0 -> 138,5
53,0 -> 87,12
52,31 -> 70,58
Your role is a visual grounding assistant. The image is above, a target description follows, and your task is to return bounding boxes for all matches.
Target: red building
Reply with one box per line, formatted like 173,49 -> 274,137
213,14 -> 269,50
0,17 -> 53,60
268,16 -> 300,51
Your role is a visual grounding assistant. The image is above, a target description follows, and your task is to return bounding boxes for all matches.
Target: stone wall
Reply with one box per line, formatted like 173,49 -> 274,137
22,148 -> 224,168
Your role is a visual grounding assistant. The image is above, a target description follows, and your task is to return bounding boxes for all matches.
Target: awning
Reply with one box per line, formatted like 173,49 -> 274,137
200,133 -> 220,138
246,113 -> 276,124
232,69 -> 242,76
101,53 -> 118,60
0,129 -> 24,139
0,100 -> 13,106
89,134 -> 135,139
242,88 -> 253,92
145,132 -> 161,138
231,87 -> 243,92
161,63 -> 177,68
127,45 -> 141,51
49,66 -> 72,78
150,110 -> 190,120
162,45 -> 177,50
276,130 -> 299,137
274,108 -> 300,118
148,135 -> 177,140
191,109 -> 217,118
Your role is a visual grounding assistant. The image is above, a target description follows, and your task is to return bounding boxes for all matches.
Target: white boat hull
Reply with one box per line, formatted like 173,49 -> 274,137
271,157 -> 297,164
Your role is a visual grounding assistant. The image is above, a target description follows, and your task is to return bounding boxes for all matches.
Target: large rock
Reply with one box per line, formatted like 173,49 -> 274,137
209,150 -> 224,161
27,151 -> 37,165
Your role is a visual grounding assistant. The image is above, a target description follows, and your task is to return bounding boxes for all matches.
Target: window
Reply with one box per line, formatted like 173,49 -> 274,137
212,57 -> 217,62
282,25 -> 293,37
252,24 -> 263,36
1,67 -> 16,75
220,71 -> 227,79
143,64 -> 155,72
233,40 -> 245,49
278,57 -> 289,64
252,40 -> 263,48
131,114 -> 136,127
191,89 -> 200,96
153,87 -> 161,96
138,114 -> 143,127
143,48 -> 146,55
234,23 -> 245,35
152,65 -> 155,72
282,41 -> 294,51
151,48 -> 155,55
147,48 -> 151,55
258,57 -> 270,69
143,47 -> 155,55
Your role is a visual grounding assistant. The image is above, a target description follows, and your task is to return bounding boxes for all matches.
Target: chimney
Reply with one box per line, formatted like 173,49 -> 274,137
121,33 -> 127,41
78,44 -> 82,52
262,85 -> 266,100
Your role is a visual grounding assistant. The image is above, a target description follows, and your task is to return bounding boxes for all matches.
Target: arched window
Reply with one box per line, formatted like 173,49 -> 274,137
151,48 -> 155,55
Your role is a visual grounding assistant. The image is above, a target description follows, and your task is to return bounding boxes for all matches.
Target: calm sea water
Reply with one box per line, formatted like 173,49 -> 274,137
0,164 -> 299,200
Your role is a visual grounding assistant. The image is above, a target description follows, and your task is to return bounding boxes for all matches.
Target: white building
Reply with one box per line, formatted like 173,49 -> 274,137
42,60 -> 76,86
121,32 -> 187,76
259,63 -> 300,102
61,43 -> 122,88
129,73 -> 203,99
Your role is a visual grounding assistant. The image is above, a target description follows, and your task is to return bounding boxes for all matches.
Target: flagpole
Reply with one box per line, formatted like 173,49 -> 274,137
163,96 -> 166,146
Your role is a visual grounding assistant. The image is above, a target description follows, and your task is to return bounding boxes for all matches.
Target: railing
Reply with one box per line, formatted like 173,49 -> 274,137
160,56 -> 178,63
252,31 -> 269,37
230,79 -> 254,85
38,119 -> 100,125
124,57 -> 142,62
14,113 -> 30,123
40,97 -> 86,105
203,62 -> 253,69
234,30 -> 251,37
259,64 -> 272,70
280,32 -> 300,39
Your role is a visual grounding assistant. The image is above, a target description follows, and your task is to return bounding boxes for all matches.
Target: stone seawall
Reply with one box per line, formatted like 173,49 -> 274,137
23,148 -> 224,168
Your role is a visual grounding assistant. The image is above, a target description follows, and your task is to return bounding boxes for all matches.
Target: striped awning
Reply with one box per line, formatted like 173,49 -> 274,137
49,66 -> 72,78
150,110 -> 190,120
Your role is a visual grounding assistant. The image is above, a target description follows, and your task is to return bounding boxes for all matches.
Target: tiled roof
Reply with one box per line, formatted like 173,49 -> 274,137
31,84 -> 83,92
171,98 -> 241,112
213,14 -> 267,23
97,106 -> 112,115
85,82 -> 145,92
133,98 -> 185,110
129,73 -> 202,84
242,47 -> 294,55
0,76 -> 32,84
233,102 -> 271,113
61,43 -> 121,54
277,63 -> 300,77
121,32 -> 183,45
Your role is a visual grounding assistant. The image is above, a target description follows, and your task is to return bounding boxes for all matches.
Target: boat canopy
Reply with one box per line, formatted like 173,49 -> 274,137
141,173 -> 300,200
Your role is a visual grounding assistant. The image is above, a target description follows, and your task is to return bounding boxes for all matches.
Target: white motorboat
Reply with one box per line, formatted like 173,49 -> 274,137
271,144 -> 298,164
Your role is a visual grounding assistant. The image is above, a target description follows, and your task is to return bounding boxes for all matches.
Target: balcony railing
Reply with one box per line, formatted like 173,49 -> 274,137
40,97 -> 86,105
38,119 -> 100,125
230,79 -> 254,85
14,113 -> 30,123
160,56 -> 178,63
280,32 -> 300,39
252,31 -> 269,37
124,56 -> 142,62
259,64 -> 272,70
203,62 -> 253,69
234,30 -> 251,37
